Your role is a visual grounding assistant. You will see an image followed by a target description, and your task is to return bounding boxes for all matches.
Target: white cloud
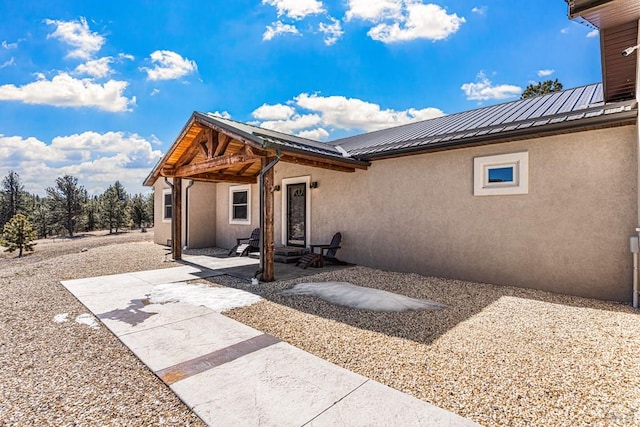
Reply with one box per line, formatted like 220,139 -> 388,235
0,57 -> 15,69
367,3 -> 465,42
141,50 -> 197,81
295,93 -> 445,131
263,21 -> 300,41
45,17 -> 104,59
2,40 -> 19,49
297,128 -> 330,140
75,57 -> 113,78
319,18 -> 344,46
252,103 -> 295,120
461,72 -> 521,101
259,113 -> 323,134
471,6 -> 487,15
346,1 -> 465,43
537,69 -> 554,77
586,29 -> 599,38
262,0 -> 325,19
209,110 -> 231,119
560,27 -> 569,34
150,88 -> 160,96
251,93 -> 445,139
345,0 -> 403,22
0,131 -> 162,195
118,53 -> 135,61
0,72 -> 135,112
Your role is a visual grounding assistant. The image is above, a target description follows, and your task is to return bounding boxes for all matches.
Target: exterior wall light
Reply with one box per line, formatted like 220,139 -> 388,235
309,181 -> 319,189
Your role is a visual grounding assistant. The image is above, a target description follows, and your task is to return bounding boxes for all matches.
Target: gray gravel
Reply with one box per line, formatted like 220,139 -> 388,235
0,231 -> 204,426
217,267 -> 640,427
4,232 -> 640,426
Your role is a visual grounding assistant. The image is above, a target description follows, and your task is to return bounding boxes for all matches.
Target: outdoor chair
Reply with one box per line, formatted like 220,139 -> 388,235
228,228 -> 260,256
296,232 -> 342,269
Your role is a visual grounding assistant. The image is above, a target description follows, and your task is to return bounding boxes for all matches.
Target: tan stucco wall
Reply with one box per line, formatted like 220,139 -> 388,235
215,182 -> 261,249
153,179 -> 217,248
267,125 -> 637,302
185,181 -> 216,248
153,179 -> 172,246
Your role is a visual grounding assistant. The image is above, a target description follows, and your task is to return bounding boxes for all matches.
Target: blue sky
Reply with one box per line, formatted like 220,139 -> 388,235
0,0 -> 600,195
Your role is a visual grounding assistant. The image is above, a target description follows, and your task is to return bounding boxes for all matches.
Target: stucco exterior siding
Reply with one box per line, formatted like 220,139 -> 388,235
185,181 -> 217,249
269,125 -> 637,301
153,179 -> 172,246
153,179 -> 217,249
215,182 -> 261,249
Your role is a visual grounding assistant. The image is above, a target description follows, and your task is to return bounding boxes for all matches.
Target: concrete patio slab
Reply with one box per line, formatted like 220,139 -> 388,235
61,260 -> 481,427
117,312 -> 263,371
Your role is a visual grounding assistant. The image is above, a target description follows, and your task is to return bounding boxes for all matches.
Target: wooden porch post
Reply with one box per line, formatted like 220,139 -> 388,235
172,177 -> 182,260
263,157 -> 275,281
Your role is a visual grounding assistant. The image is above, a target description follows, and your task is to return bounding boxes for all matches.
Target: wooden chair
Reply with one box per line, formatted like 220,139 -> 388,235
228,228 -> 260,256
296,232 -> 342,269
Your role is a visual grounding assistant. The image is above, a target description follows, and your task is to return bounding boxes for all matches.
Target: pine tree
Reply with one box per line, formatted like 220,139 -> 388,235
46,175 -> 87,237
0,170 -> 25,227
101,181 -> 129,233
521,79 -> 563,99
129,193 -> 149,229
1,214 -> 37,257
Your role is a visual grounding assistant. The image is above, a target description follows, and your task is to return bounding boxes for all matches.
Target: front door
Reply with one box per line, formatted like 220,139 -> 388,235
286,183 -> 306,247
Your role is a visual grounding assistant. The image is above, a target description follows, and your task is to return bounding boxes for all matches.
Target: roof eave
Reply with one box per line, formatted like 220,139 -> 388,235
357,109 -> 638,161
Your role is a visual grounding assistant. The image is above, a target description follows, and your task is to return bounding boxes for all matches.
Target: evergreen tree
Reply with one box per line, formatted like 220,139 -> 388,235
145,192 -> 154,227
1,214 -> 37,257
101,181 -> 129,233
46,175 -> 87,237
31,196 -> 51,238
0,170 -> 25,227
85,195 -> 101,231
129,193 -> 149,229
521,79 -> 563,99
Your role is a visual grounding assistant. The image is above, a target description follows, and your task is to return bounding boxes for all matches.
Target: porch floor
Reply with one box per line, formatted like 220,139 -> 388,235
181,247 -> 351,282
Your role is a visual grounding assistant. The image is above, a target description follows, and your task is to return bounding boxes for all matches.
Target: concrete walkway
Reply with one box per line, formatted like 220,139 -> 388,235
61,260 -> 480,426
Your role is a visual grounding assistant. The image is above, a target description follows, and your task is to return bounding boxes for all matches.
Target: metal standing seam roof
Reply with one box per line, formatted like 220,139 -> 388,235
329,83 -> 636,158
198,113 -> 347,159
144,83 -> 637,186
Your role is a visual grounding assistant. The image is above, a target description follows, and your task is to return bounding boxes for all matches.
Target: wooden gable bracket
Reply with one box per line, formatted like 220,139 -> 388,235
171,146 -> 261,177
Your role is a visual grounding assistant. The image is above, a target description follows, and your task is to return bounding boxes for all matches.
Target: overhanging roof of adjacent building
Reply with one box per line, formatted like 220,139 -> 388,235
566,0 -> 640,102
330,83 -> 637,159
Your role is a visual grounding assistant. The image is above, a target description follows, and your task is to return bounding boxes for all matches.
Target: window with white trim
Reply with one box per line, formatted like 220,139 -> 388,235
162,189 -> 172,221
474,152 -> 529,196
229,185 -> 251,224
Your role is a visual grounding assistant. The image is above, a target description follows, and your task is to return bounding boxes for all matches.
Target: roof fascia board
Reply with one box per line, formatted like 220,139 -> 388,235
568,0 -> 616,20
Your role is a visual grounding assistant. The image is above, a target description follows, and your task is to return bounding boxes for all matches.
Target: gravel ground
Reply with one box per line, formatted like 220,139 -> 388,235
217,267 -> 640,427
0,230 -> 204,426
3,233 -> 640,426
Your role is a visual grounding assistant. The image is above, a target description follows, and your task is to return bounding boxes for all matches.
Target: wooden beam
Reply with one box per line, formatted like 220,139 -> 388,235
199,141 -> 209,158
206,129 -> 215,159
174,129 -> 205,169
214,133 -> 231,157
262,157 -> 275,282
172,177 -> 182,260
189,173 -> 257,184
280,154 -> 358,173
236,163 -> 254,176
172,148 -> 260,177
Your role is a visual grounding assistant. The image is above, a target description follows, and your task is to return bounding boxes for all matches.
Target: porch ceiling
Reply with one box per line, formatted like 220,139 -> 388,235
145,113 -> 369,186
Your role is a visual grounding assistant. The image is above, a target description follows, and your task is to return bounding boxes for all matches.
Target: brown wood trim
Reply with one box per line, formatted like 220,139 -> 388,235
190,173 -> 258,184
171,148 -> 261,177
279,154 -> 358,172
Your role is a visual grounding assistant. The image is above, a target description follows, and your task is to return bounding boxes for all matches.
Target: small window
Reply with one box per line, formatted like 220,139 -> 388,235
229,185 -> 251,224
474,152 -> 528,196
163,189 -> 172,221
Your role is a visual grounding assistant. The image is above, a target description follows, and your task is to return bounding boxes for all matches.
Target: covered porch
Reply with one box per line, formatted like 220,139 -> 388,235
144,112 -> 369,281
